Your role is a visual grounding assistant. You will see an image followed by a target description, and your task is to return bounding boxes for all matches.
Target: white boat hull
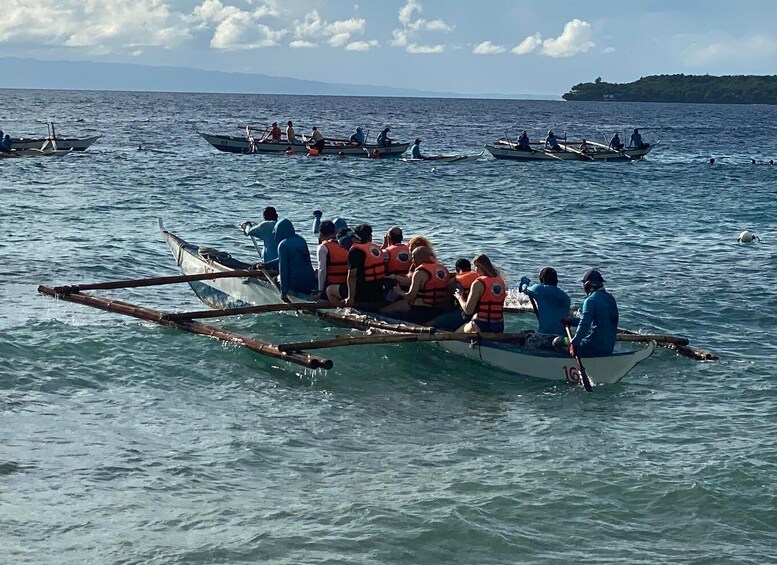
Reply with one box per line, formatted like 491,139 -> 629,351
10,135 -> 101,151
161,224 -> 655,384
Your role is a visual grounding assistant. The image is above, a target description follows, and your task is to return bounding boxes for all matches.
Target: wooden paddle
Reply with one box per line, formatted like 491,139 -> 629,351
565,326 -> 593,392
563,143 -> 595,161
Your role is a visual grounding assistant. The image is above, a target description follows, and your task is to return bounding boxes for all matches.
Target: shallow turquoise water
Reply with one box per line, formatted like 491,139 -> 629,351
2,90 -> 777,563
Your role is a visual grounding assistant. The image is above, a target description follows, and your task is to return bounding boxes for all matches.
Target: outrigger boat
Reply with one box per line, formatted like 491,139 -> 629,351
485,138 -> 655,162
10,123 -> 101,152
199,128 -> 410,158
36,221 -> 717,388
156,222 -> 659,385
400,150 -> 485,163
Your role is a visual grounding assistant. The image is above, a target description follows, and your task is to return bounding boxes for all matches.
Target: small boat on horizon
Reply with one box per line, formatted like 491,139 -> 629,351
485,138 -> 656,162
10,122 -> 101,152
199,128 -> 411,158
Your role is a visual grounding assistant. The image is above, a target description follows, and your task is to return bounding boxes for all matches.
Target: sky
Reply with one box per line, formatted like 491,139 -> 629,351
2,0 -> 776,96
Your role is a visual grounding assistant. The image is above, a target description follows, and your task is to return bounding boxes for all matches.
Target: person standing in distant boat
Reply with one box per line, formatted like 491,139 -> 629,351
349,127 -> 365,146
609,132 -> 624,151
377,127 -> 392,148
309,126 -> 325,151
628,128 -> 648,150
285,120 -> 296,144
579,139 -> 589,154
409,138 -> 425,159
241,206 -> 279,267
560,269 -> 619,357
545,130 -> 562,151
517,130 -> 532,151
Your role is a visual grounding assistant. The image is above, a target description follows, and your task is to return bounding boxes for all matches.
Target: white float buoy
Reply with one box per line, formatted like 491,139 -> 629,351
738,230 -> 760,243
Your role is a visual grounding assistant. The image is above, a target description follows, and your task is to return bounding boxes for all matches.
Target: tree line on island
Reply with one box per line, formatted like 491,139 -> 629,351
563,74 -> 777,105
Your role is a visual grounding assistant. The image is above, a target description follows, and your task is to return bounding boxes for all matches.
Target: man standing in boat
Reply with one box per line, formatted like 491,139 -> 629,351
285,121 -> 296,144
309,126 -> 325,152
241,206 -> 279,268
562,269 -> 619,356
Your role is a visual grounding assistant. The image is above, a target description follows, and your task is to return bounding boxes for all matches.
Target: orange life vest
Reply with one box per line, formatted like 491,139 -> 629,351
350,242 -> 385,282
473,275 -> 506,322
455,271 -> 479,291
415,262 -> 451,307
384,243 -> 411,275
322,240 -> 349,285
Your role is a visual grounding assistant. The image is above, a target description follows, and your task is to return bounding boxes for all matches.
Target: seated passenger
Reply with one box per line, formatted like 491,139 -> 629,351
327,224 -> 386,310
545,130 -> 562,151
382,246 -> 452,325
315,220 -> 349,299
455,254 -> 507,333
519,267 -> 572,350
272,218 -> 316,302
517,130 -> 532,151
349,127 -> 365,146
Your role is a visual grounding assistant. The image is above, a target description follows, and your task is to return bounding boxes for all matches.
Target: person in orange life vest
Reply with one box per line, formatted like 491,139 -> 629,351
454,258 -> 479,295
327,224 -> 386,309
392,234 -> 439,290
382,246 -> 452,325
455,254 -> 507,333
314,220 -> 349,298
382,226 -> 411,276
427,257 -> 477,331
268,122 -> 282,142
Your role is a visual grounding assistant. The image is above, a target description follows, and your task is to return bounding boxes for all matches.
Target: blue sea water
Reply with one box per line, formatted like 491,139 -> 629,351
2,90 -> 777,563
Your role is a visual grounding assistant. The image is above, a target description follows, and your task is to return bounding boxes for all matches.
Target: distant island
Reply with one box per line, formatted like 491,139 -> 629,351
563,74 -> 777,105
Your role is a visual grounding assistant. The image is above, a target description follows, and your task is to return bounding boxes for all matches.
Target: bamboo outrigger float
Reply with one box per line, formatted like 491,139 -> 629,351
36,221 -> 717,388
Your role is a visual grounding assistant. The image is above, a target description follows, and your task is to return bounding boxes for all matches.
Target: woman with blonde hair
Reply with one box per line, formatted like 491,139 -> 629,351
454,254 -> 507,333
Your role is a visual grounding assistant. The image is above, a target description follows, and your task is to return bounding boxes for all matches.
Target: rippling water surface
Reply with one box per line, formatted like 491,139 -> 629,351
2,90 -> 777,563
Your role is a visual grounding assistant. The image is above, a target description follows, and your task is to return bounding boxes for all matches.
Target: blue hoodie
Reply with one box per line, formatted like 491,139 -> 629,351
524,283 -> 571,336
571,289 -> 619,356
270,218 -> 316,295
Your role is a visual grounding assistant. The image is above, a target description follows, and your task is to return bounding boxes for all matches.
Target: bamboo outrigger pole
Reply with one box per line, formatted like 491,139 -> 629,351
37,285 -> 333,370
277,331 -> 527,353
51,270 -> 263,295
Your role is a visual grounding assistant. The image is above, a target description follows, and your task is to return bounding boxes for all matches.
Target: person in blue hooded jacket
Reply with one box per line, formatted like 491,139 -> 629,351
519,267 -> 571,337
564,269 -> 619,356
266,218 -> 316,302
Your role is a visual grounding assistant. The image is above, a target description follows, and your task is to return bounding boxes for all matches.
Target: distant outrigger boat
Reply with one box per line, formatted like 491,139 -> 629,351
485,138 -> 655,162
10,123 -> 101,152
199,128 -> 410,158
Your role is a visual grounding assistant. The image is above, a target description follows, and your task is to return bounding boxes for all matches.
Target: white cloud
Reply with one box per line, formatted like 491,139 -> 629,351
290,39 -> 317,48
679,33 -> 777,66
345,40 -> 379,52
603,46 -> 616,54
391,0 -> 454,53
292,9 -> 373,50
192,0 -> 284,50
473,41 -> 505,55
511,20 -> 594,57
0,0 -> 191,50
511,33 -> 542,55
541,19 -> 594,57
